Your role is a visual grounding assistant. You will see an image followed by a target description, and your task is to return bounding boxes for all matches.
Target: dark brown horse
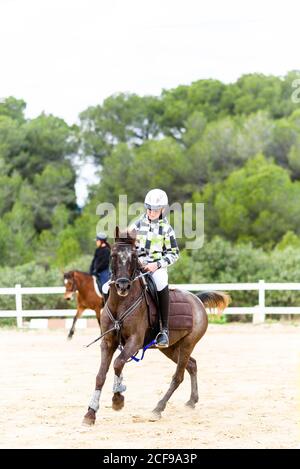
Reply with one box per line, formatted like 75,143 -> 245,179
83,228 -> 230,425
63,271 -> 104,339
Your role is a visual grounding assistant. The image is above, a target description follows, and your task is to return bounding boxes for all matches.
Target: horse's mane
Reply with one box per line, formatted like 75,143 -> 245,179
63,270 -> 90,279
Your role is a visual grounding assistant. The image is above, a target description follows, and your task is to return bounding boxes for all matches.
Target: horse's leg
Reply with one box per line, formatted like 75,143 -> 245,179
152,338 -> 194,419
82,337 -> 117,426
95,307 -> 101,329
68,307 -> 84,339
112,337 -> 139,411
184,356 -> 199,408
160,347 -> 199,409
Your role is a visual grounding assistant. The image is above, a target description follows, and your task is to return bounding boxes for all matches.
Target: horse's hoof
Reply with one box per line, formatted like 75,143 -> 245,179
67,334 -> 73,341
149,410 -> 162,421
82,417 -> 95,426
82,409 -> 96,426
112,393 -> 124,411
185,400 -> 196,409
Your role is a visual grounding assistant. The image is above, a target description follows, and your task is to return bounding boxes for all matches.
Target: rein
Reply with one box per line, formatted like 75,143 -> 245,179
108,270 -> 149,286
103,292 -> 144,337
84,282 -> 145,348
85,240 -> 150,352
84,287 -> 155,363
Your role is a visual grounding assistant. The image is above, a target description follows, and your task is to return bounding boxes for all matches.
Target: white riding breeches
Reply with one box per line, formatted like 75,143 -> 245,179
151,267 -> 168,291
102,267 -> 168,294
102,281 -> 110,294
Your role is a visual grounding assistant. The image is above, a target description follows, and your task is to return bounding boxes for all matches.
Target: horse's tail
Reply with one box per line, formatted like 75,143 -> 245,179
196,291 -> 231,314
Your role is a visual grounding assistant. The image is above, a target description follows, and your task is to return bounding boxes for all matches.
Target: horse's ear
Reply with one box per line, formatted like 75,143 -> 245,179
115,226 -> 120,240
63,271 -> 69,282
128,229 -> 137,244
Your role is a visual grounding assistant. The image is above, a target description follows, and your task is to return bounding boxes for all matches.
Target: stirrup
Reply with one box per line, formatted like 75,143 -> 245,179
155,329 -> 169,348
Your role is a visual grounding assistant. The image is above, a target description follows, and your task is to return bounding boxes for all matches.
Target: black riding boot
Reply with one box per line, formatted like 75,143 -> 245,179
155,286 -> 169,348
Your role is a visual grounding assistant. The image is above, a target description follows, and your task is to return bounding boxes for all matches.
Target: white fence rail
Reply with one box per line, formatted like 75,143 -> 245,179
1,280 -> 300,327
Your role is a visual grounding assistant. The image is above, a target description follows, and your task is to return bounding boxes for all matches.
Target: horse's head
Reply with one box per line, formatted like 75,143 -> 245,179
63,271 -> 77,300
111,226 -> 138,297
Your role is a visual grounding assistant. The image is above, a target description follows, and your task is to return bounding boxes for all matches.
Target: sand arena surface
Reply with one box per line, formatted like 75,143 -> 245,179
0,323 -> 299,449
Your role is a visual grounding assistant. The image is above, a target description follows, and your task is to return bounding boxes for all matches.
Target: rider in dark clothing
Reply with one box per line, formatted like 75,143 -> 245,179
89,233 -> 111,292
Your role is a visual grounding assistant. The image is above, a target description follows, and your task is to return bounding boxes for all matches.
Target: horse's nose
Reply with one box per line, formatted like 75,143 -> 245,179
116,279 -> 131,291
64,292 -> 73,300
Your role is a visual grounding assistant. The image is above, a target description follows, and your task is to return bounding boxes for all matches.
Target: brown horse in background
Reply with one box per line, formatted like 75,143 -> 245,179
63,271 -> 104,339
83,228 -> 230,425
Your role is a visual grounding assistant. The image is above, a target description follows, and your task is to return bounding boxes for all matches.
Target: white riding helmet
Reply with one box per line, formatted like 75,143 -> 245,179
144,189 -> 168,210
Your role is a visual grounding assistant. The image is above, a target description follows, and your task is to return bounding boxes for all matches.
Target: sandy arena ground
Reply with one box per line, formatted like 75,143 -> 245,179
0,322 -> 299,449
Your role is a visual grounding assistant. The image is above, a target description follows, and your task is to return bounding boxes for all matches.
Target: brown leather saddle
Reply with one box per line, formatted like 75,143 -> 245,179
141,274 -> 193,336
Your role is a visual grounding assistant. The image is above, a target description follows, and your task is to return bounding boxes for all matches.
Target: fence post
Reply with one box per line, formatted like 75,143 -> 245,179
253,280 -> 265,324
15,284 -> 23,328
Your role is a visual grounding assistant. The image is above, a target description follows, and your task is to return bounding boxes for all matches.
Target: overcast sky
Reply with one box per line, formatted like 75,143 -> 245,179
1,0 -> 299,125
1,0 -> 299,205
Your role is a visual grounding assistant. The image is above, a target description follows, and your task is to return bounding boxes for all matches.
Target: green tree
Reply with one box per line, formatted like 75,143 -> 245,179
32,163 -> 77,231
287,136 -> 300,179
278,70 -> 300,117
1,201 -> 36,266
35,230 -> 59,269
228,74 -> 283,116
214,154 -> 300,247
235,111 -> 274,161
182,111 -> 207,148
79,93 -> 163,163
0,172 -> 22,216
0,97 -> 26,122
160,79 -> 225,140
55,229 -> 81,268
186,117 -> 240,189
15,114 -> 78,180
126,138 -> 188,202
265,118 -> 297,168
91,143 -> 134,204
187,79 -> 225,120
276,231 -> 300,250
0,115 -> 25,171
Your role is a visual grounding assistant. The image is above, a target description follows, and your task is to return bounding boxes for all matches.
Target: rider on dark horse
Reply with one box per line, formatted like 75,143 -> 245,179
102,189 -> 179,348
83,192 -> 231,426
130,188 -> 179,348
89,233 -> 111,293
